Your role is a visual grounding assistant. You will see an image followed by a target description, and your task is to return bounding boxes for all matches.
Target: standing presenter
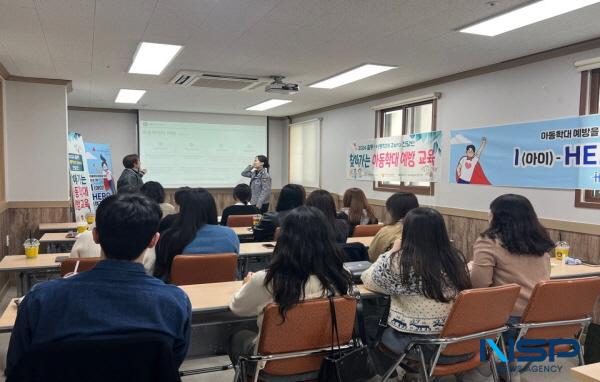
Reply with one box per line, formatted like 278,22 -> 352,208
241,155 -> 271,213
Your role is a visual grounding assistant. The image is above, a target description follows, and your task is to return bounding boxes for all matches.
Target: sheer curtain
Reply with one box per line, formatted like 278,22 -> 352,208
288,119 -> 321,188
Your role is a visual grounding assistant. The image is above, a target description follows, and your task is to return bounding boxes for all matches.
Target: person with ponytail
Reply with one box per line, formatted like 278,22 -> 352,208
241,155 -> 272,213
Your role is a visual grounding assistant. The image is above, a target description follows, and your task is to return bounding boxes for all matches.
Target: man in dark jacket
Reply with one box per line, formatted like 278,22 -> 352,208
117,154 -> 145,193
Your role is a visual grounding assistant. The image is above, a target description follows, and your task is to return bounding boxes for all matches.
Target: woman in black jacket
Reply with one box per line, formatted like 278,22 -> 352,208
252,184 -> 305,241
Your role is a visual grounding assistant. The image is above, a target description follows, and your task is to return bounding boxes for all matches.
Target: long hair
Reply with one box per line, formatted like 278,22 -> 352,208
385,192 -> 419,224
393,208 -> 471,303
275,184 -> 305,212
154,188 -> 218,279
256,155 -> 270,169
483,194 -> 554,256
342,188 -> 376,225
264,206 -> 351,318
305,190 -> 337,228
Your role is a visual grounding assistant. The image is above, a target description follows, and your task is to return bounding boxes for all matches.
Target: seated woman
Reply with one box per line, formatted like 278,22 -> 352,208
220,184 -> 261,226
361,208 -> 471,363
305,189 -> 349,243
228,206 -> 352,379
368,192 -> 419,262
154,188 -> 240,281
470,194 -> 553,324
140,181 -> 176,218
252,184 -> 305,242
337,188 -> 378,235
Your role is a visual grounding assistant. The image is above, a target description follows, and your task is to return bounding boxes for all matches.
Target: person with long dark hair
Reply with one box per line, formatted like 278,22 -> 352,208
338,188 -> 378,235
471,194 -> 553,319
368,192 -> 419,261
305,189 -> 349,243
154,188 -> 239,281
252,184 -> 305,241
220,184 -> 260,226
241,155 -> 271,213
228,206 -> 352,379
159,187 -> 190,233
362,208 -> 471,359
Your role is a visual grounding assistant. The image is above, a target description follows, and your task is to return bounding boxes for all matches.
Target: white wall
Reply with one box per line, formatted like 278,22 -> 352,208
267,117 -> 288,189
68,110 -> 138,176
294,48 -> 600,225
5,81 -> 69,201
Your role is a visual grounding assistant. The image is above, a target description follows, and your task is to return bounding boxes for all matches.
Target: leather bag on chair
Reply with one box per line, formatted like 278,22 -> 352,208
318,294 -> 379,382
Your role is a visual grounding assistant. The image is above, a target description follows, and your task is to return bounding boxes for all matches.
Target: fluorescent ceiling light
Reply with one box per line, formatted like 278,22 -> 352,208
246,99 -> 292,111
310,64 -> 397,89
460,0 -> 600,37
115,89 -> 146,104
129,42 -> 183,75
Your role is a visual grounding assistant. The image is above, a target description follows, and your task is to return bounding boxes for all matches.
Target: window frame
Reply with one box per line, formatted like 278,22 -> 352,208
574,69 -> 600,209
372,99 -> 436,195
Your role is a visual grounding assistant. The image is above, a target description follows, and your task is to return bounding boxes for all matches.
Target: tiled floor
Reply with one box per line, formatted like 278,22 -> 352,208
0,286 -> 582,382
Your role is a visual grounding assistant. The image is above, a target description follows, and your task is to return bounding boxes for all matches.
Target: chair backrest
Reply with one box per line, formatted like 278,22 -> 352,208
439,284 -> 520,356
7,332 -> 180,382
520,277 -> 600,339
170,253 -> 237,286
60,257 -> 102,277
353,224 -> 383,237
257,296 -> 357,376
227,215 -> 254,227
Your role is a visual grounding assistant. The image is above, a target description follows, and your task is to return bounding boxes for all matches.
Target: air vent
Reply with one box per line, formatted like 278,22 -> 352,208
169,71 -> 270,91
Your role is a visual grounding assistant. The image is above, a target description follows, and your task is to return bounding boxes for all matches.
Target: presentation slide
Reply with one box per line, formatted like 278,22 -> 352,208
139,119 -> 267,188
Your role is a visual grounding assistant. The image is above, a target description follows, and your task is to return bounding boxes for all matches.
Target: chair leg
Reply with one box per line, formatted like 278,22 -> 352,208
489,355 -> 500,382
418,347 -> 430,382
381,352 -> 408,382
499,336 -> 511,382
578,348 -> 585,366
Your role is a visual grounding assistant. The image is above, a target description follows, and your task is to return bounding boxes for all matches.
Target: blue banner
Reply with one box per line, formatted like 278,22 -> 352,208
449,115 -> 600,189
84,143 -> 116,209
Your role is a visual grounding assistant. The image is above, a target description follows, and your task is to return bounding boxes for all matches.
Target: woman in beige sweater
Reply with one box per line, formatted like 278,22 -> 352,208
228,206 -> 352,380
368,192 -> 419,261
471,194 -> 554,319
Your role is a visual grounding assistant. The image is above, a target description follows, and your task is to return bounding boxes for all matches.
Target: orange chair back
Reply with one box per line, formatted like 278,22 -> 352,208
227,215 -> 254,228
170,253 -> 237,286
257,296 -> 357,376
520,277 -> 600,340
60,257 -> 102,277
353,224 -> 383,237
439,284 -> 520,356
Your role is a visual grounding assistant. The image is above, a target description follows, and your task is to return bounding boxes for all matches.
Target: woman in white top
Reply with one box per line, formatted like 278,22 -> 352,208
361,208 -> 472,364
140,181 -> 176,218
228,206 -> 352,380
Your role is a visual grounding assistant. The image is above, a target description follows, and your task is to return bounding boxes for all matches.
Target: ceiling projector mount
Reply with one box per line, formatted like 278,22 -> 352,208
265,76 -> 299,95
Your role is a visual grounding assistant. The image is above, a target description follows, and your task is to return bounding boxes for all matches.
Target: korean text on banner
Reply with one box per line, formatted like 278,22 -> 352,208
68,132 -> 94,218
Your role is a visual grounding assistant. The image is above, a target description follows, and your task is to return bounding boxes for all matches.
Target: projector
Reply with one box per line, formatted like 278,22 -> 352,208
265,76 -> 299,95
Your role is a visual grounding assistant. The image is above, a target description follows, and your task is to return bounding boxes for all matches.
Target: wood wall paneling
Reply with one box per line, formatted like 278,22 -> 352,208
9,207 -> 71,255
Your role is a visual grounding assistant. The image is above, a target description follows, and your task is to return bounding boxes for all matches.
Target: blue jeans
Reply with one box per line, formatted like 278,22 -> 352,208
503,316 -> 521,343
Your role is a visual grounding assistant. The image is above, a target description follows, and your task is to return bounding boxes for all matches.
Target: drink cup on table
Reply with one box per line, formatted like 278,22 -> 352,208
77,220 -> 88,234
23,238 -> 40,258
555,241 -> 570,264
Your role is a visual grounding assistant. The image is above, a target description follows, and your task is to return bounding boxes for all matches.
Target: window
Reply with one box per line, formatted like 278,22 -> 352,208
374,99 -> 436,195
575,69 -> 600,209
288,119 -> 321,188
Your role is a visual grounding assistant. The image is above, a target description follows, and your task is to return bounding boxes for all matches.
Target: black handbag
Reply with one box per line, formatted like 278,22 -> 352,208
318,293 -> 379,382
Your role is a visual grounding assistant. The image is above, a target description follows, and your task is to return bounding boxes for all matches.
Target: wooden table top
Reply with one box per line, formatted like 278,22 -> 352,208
572,363 -> 600,382
38,222 -> 78,232
237,236 -> 373,257
550,258 -> 600,279
231,226 -> 254,237
0,253 -> 69,271
39,232 -> 77,243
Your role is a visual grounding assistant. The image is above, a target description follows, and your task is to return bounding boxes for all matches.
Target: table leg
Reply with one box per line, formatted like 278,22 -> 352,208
17,272 -> 24,297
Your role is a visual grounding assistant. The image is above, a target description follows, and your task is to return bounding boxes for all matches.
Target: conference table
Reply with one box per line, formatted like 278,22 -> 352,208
572,362 -> 600,382
38,222 -> 79,233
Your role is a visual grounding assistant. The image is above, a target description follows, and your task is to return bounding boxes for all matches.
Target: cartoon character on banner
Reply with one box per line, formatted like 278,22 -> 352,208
100,154 -> 116,194
455,137 -> 490,185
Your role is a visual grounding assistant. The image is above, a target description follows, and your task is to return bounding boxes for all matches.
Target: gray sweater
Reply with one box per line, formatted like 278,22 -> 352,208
241,166 -> 271,207
117,168 -> 144,193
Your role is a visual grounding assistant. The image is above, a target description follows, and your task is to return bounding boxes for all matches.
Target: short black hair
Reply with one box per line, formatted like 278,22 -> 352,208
95,194 -> 161,261
140,181 -> 166,204
275,184 -> 305,212
122,154 -> 139,169
256,155 -> 269,169
233,184 -> 252,204
466,144 -> 476,152
386,192 -> 419,223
